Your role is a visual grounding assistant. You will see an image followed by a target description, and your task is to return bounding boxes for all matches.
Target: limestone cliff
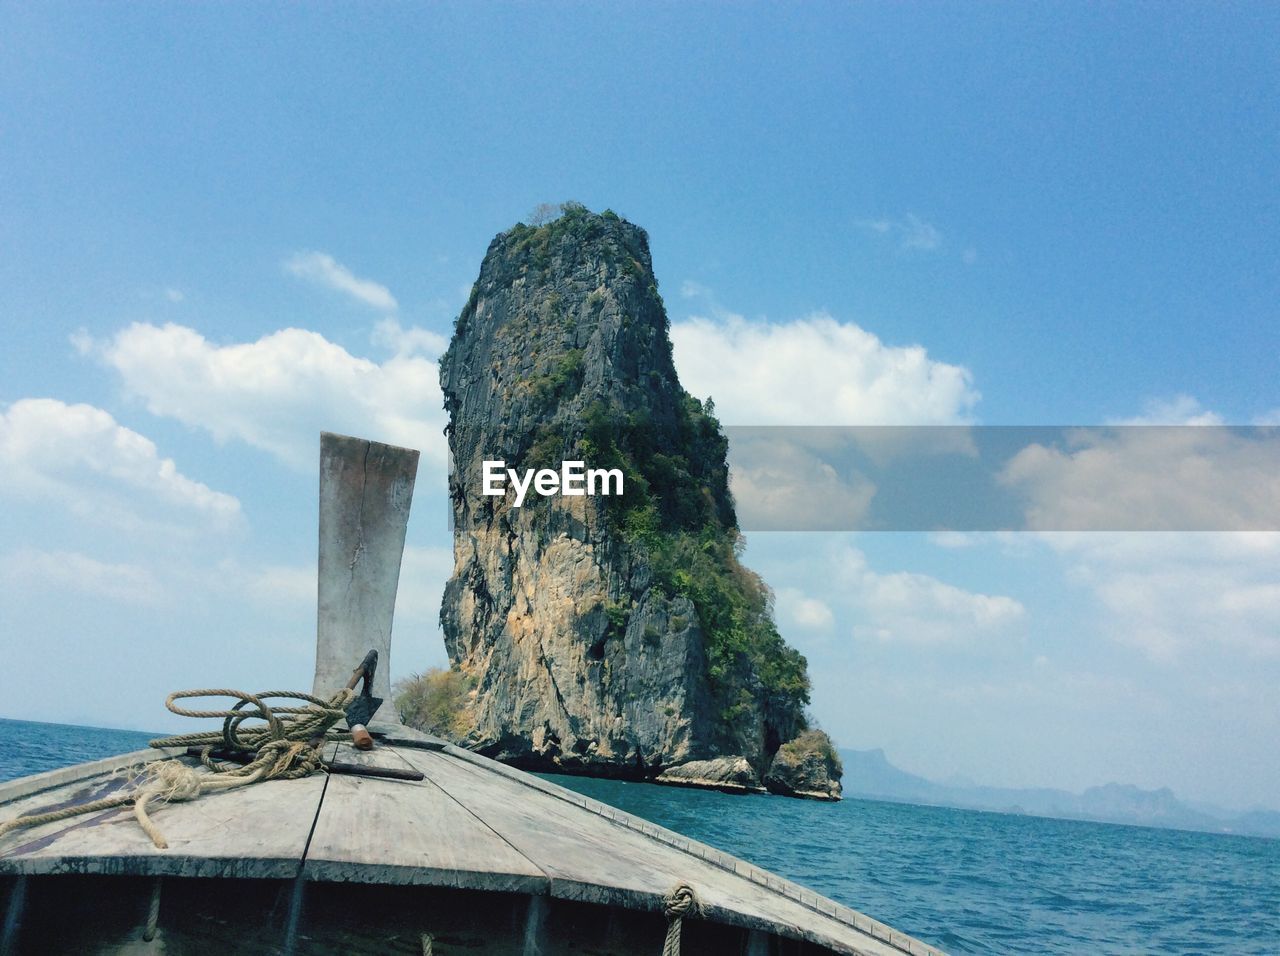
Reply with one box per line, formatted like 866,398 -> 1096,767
439,203 -> 837,795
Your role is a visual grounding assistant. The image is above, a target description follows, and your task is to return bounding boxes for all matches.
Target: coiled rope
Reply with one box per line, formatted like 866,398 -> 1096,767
661,883 -> 701,956
0,687 -> 356,850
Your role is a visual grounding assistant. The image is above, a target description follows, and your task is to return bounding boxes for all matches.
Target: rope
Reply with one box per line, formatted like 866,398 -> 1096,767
661,883 -> 700,956
0,687 -> 356,850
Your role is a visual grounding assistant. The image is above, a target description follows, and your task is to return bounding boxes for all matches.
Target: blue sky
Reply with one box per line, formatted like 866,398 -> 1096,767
1,4 -> 1277,810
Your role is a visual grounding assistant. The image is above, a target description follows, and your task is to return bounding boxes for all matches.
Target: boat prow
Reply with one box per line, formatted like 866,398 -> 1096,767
1,721 -> 941,955
0,434 -> 944,955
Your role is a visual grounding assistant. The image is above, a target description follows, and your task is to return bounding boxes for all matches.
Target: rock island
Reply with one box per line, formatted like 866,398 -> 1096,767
426,203 -> 841,800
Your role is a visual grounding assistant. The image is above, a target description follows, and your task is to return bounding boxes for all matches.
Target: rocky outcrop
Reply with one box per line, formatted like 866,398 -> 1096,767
764,730 -> 844,801
438,203 -> 837,797
656,757 -> 766,795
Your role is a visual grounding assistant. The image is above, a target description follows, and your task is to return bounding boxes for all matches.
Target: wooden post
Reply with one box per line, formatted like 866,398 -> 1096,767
522,894 -> 547,956
313,432 -> 419,720
0,875 -> 26,956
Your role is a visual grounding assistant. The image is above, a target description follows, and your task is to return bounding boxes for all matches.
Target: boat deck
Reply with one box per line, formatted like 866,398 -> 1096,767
0,725 -> 943,956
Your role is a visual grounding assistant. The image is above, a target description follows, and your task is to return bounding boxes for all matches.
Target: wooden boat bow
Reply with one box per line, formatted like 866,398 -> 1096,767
0,433 -> 945,956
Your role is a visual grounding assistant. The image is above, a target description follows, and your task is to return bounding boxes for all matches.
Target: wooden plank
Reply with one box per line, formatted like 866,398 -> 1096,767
0,751 -> 330,880
0,737 -> 942,956
437,743 -> 945,956
301,742 -> 546,892
313,432 -> 419,720
370,722 -> 449,751
395,748 -> 911,956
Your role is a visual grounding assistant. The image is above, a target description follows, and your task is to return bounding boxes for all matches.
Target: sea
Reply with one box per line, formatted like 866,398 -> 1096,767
2,718 -> 1276,955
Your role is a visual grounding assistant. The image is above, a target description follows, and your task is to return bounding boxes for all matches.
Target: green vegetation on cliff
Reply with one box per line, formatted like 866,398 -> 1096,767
779,729 -> 843,773
497,204 -> 812,730
441,201 -> 818,773
578,394 -> 810,724
764,728 -> 844,800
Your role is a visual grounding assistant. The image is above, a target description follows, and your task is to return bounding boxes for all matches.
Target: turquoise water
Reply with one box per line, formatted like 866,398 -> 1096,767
545,773 -> 1280,954
2,718 -> 1277,954
0,717 -> 158,781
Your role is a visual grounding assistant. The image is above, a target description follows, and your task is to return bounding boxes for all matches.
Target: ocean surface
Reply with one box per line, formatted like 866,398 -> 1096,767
2,718 -> 1277,955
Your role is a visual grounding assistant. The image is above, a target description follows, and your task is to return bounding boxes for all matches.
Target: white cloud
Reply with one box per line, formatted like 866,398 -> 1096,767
1252,408 -> 1280,426
85,322 -> 448,471
212,543 -> 453,671
1042,532 -> 1280,661
243,562 -> 316,608
1109,394 -> 1224,426
931,530 -> 979,549
392,544 -> 454,624
670,312 -> 978,425
857,213 -> 943,252
1001,426 -> 1280,531
371,317 -> 449,359
777,587 -> 835,630
285,251 -> 398,311
727,434 -> 877,530
164,287 -> 185,303
832,544 -> 1025,645
956,383 -> 1280,661
0,398 -> 240,529
0,549 -> 163,605
69,327 -> 94,357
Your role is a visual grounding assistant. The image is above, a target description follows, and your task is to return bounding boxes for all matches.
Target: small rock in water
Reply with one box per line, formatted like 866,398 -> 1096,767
656,756 -> 767,795
765,731 -> 844,801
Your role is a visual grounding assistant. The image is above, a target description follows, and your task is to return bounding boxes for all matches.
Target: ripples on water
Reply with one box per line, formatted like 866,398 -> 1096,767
0,718 -> 157,781
2,719 -> 1276,954
543,774 -> 1278,955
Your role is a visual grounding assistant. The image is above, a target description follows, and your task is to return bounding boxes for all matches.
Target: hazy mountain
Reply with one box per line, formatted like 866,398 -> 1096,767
840,748 -> 1279,839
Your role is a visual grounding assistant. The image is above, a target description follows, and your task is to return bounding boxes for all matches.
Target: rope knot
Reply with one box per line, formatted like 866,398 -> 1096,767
141,760 -> 203,803
130,760 -> 207,848
660,883 -> 700,956
664,883 -> 699,920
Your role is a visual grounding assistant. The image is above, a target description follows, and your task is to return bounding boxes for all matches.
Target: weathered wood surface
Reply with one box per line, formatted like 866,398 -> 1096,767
303,742 -> 545,891
0,748 -> 177,806
395,748 -> 923,956
437,745 -> 943,956
0,737 -> 944,956
4,875 -> 751,956
0,747 -> 331,880
0,432 -> 946,954
312,432 -> 418,719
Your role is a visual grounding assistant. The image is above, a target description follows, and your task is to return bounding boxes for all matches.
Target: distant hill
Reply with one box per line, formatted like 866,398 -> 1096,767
840,748 -> 1279,839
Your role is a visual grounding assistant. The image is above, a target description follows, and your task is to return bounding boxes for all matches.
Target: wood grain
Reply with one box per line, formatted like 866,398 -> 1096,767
302,742 -> 546,892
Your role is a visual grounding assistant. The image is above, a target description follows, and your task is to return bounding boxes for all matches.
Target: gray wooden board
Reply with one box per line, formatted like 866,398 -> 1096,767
435,743 -> 945,956
302,742 -> 546,892
0,748 -> 180,805
0,748 -> 331,879
394,748 -> 911,956
0,739 -> 943,956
